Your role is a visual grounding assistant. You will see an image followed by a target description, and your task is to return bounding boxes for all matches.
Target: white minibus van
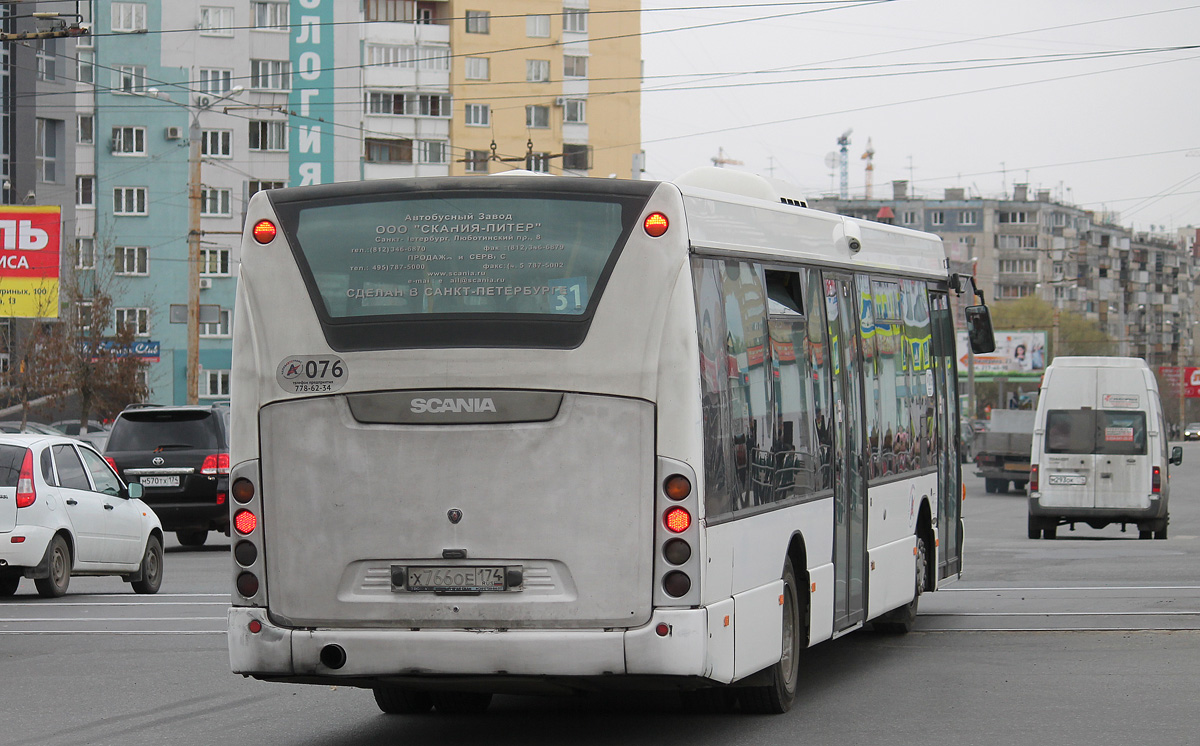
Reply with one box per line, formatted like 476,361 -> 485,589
1028,357 -> 1182,540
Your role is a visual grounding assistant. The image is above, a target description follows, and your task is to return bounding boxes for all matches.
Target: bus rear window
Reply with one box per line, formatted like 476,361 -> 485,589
286,194 -> 640,320
1045,410 -> 1146,455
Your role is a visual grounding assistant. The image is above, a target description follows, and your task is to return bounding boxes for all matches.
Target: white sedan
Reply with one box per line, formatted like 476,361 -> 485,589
0,434 -> 163,597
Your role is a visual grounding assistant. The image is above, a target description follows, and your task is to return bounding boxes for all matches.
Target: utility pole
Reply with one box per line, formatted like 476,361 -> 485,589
186,113 -> 203,404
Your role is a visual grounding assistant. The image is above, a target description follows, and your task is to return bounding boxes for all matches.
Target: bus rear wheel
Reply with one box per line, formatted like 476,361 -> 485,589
372,686 -> 433,714
739,560 -> 801,714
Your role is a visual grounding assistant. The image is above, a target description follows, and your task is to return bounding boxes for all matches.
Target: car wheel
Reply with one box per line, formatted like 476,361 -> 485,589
1154,519 -> 1168,540
1043,524 -> 1057,540
430,691 -> 493,715
0,576 -> 19,596
176,529 -> 208,547
739,559 -> 802,714
373,687 -> 433,714
35,535 -> 71,598
1138,529 -> 1153,540
131,535 -> 164,594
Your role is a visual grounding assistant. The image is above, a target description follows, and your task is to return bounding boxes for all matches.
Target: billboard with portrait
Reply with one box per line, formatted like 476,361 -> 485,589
956,329 -> 1046,375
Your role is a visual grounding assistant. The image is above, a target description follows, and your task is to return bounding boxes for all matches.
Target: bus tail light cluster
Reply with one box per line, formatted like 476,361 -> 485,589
1029,464 -> 1039,492
654,459 -> 701,607
229,463 -> 267,606
1152,466 -> 1161,494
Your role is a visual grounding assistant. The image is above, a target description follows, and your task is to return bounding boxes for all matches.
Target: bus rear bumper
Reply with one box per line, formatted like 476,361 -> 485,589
229,606 -> 709,680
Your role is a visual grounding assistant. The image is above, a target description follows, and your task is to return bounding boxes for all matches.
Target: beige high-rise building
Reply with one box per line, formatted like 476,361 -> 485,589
446,1 -> 642,177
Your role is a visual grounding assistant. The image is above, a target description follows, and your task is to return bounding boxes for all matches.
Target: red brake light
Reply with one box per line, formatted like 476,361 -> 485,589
664,507 -> 691,533
1152,466 -> 1161,494
105,456 -> 118,471
234,509 -> 257,535
16,449 -> 35,508
1029,464 -> 1039,492
643,212 -> 669,237
201,453 -> 230,475
252,219 -> 277,244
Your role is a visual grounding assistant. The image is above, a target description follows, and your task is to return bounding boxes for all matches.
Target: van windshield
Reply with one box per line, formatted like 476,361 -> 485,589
1045,410 -> 1147,455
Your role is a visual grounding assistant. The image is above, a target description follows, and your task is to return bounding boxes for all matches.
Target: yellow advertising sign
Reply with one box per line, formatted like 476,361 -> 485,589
0,206 -> 61,318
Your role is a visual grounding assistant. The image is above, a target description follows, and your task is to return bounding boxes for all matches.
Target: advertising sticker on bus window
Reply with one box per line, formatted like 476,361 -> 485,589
1102,394 -> 1139,408
277,355 -> 348,395
1105,427 -> 1135,442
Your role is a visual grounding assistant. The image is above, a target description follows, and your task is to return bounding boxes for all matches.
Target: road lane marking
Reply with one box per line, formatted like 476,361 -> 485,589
941,585 -> 1200,591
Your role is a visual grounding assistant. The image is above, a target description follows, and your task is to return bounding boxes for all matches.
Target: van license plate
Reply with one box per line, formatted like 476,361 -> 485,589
140,476 -> 179,487
397,566 -> 507,592
1048,474 -> 1086,486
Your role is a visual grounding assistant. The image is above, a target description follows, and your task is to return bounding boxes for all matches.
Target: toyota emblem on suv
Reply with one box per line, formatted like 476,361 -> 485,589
152,457 -> 165,466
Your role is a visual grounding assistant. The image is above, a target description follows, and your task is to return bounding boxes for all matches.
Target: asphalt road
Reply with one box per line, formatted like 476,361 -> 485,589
2,444 -> 1199,746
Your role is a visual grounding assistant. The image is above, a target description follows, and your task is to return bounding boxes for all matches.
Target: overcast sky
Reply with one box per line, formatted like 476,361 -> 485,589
638,0 -> 1200,233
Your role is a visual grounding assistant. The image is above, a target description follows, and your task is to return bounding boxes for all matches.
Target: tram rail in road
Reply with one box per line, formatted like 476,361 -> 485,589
0,593 -> 228,635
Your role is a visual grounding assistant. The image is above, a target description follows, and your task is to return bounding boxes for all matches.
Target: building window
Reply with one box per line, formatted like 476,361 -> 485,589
35,119 -> 59,182
998,210 -> 1030,224
201,188 -> 232,217
997,285 -> 1032,299
251,1 -> 288,30
76,176 -> 95,207
365,138 -> 414,164
464,150 -> 489,174
250,59 -> 291,90
364,0 -> 419,22
901,211 -> 917,225
465,57 -> 489,80
200,247 -> 231,275
996,234 -> 1038,249
115,246 -> 149,276
111,126 -> 146,155
366,44 -> 450,71
998,259 -> 1037,274
526,105 -> 550,128
35,39 -> 58,81
563,99 -> 585,123
201,130 -> 232,157
249,120 -> 287,151
527,14 -> 550,37
113,187 -> 148,216
563,55 -> 588,78
465,103 -> 490,126
465,10 -> 490,33
200,309 -> 232,338
75,238 -> 95,270
115,307 -> 150,337
76,48 -> 95,84
248,180 -> 286,196
365,92 -> 450,117
929,211 -> 945,226
111,2 -> 147,32
528,152 -> 552,173
199,6 -> 235,36
76,301 -> 94,331
563,7 -> 588,32
199,68 -> 233,94
418,140 -> 447,164
526,60 -> 550,83
959,210 -> 977,226
202,369 -> 231,398
562,144 -> 591,171
114,65 -> 147,94
77,115 -> 94,144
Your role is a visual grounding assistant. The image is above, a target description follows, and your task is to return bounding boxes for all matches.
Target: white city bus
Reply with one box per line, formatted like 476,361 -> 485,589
227,169 -> 989,715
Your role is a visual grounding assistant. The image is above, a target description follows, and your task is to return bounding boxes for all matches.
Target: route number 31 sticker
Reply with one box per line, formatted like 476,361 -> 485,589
277,355 -> 348,394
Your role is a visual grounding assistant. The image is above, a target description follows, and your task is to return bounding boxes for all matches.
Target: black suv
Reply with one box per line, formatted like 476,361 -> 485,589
104,404 -> 230,547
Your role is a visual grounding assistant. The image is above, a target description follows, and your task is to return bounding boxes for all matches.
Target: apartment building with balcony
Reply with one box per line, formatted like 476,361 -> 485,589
6,0 -> 642,405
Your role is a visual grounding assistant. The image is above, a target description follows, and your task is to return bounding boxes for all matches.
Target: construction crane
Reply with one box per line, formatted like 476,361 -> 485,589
711,147 -> 743,168
837,129 -> 853,199
861,138 -> 875,199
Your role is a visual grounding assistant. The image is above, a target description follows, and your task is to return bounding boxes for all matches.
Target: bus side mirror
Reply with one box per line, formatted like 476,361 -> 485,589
1170,446 -> 1183,466
965,304 -> 996,354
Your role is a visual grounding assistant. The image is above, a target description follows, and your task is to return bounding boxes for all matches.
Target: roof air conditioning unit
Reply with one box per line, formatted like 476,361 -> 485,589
164,126 -> 183,140
198,278 -> 213,290
553,96 -> 566,107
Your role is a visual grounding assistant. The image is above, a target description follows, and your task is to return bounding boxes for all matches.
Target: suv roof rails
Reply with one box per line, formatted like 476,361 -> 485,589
122,403 -> 163,410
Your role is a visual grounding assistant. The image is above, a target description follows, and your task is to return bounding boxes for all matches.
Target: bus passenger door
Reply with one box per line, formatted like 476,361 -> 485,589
826,274 -> 867,630
929,291 -> 963,579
